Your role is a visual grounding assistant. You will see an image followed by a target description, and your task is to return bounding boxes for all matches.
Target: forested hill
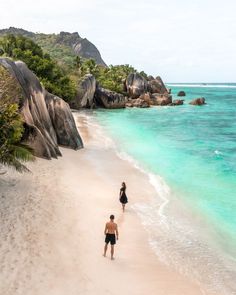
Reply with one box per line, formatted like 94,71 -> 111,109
0,27 -> 107,67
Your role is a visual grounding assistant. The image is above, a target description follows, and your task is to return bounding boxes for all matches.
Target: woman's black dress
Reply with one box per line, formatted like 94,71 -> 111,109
119,187 -> 128,204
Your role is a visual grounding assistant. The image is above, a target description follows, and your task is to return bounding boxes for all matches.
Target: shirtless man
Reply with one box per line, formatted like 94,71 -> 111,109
103,215 -> 119,260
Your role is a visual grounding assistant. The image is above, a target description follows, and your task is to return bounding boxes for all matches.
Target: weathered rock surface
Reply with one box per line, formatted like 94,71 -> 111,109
151,93 -> 172,106
126,97 -> 150,108
45,92 -> 83,149
74,74 -> 96,108
0,58 -> 83,159
147,76 -> 168,94
94,87 -> 126,109
169,99 -> 184,106
189,97 -> 206,105
73,37 -> 107,67
177,91 -> 186,97
126,73 -> 147,99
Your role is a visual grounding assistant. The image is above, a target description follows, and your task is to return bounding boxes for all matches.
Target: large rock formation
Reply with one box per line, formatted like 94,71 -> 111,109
147,76 -> 168,94
151,93 -> 172,106
74,74 -> 96,108
0,58 -> 83,159
126,97 -> 150,108
189,97 -> 206,105
94,87 -> 126,109
126,73 -> 147,99
45,92 -> 83,149
73,37 -> 107,67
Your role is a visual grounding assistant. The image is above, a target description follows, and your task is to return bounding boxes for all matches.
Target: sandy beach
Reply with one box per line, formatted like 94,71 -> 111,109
0,111 -> 216,295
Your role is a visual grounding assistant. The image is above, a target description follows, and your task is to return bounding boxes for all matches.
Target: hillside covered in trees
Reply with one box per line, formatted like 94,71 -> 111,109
0,32 -> 149,101
0,27 -> 106,68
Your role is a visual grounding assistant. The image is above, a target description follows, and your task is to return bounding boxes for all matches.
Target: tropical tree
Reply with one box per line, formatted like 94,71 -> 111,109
0,34 -> 76,102
0,103 -> 34,172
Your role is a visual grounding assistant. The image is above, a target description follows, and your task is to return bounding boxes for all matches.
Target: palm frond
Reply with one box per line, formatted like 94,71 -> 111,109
0,153 -> 30,173
13,144 -> 35,162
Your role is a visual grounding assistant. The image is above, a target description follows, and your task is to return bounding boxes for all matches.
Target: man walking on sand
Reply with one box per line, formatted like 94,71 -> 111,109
103,215 -> 119,260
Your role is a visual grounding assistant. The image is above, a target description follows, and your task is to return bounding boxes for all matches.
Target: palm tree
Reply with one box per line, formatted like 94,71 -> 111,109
0,103 -> 35,173
0,143 -> 35,173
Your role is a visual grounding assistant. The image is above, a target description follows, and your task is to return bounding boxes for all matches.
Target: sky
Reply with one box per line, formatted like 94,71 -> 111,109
0,0 -> 236,82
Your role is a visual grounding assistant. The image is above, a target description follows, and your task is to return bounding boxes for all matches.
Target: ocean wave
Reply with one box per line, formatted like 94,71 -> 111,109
116,151 -> 171,227
166,84 -> 236,88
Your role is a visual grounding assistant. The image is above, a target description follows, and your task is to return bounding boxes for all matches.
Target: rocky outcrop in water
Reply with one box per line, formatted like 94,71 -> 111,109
94,87 -> 126,109
151,93 -> 172,106
0,58 -> 83,159
169,99 -> 184,106
147,76 -> 168,94
189,97 -> 206,105
74,74 -> 96,108
126,96 -> 150,108
177,91 -> 186,97
126,73 -> 148,99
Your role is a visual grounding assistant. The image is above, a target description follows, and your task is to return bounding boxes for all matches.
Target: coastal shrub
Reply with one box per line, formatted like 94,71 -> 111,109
74,58 -> 147,94
0,103 -> 34,172
0,35 -> 76,102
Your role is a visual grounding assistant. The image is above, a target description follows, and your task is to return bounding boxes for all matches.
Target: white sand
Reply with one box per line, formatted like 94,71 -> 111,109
0,112 -> 216,295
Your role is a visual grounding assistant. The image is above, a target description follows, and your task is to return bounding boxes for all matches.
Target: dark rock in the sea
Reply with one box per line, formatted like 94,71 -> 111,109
177,91 -> 186,97
74,74 -> 96,108
45,92 -> 83,149
189,97 -> 206,105
147,76 -> 168,94
169,99 -> 184,106
94,87 -> 126,109
0,57 -> 83,159
126,73 -> 147,99
126,97 -> 150,108
126,93 -> 152,108
151,93 -> 172,106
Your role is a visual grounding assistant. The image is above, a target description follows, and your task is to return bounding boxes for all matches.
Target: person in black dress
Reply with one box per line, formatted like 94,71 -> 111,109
119,182 -> 128,211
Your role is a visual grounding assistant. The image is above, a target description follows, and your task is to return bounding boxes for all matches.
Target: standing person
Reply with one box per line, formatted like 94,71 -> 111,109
119,182 -> 128,212
103,215 -> 119,260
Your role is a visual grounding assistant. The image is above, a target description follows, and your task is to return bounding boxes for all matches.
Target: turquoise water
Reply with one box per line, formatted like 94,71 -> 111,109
94,83 -> 236,294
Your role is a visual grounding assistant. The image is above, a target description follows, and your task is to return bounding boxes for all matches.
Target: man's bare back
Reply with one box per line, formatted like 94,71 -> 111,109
105,221 -> 118,235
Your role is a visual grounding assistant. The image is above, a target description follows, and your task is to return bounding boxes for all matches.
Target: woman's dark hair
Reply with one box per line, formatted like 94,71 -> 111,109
110,215 -> 115,220
122,182 -> 126,189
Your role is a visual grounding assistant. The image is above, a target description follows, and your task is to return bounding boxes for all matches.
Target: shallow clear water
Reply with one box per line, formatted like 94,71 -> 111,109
94,83 -> 236,294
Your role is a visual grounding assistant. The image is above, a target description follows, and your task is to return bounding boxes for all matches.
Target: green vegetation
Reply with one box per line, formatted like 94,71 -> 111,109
0,103 -> 34,172
0,33 -> 148,99
74,57 -> 147,94
34,33 -> 76,69
0,34 -> 76,101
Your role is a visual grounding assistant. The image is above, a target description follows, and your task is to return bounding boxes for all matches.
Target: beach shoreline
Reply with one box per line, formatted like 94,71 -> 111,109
0,111 -> 216,295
